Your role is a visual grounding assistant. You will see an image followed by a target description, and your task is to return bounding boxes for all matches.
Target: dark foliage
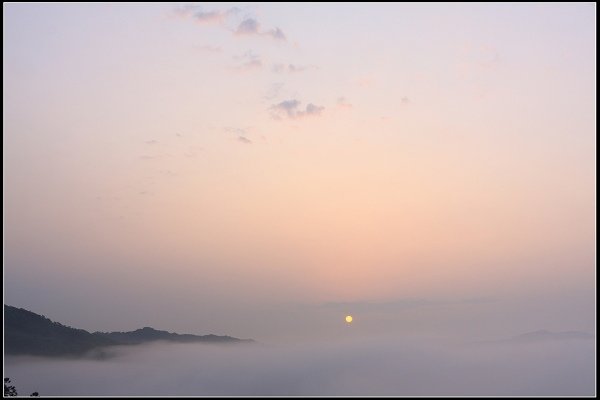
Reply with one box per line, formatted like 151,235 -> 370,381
4,377 -> 39,397
4,378 -> 17,396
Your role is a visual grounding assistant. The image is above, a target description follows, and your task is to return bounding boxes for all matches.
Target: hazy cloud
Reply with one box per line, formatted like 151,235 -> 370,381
176,7 -> 287,42
263,82 -> 284,100
270,100 -> 324,119
288,64 -> 308,72
175,5 -> 238,25
194,10 -> 226,24
224,127 -> 248,136
236,18 -> 260,35
159,170 -> 177,177
195,45 -> 222,54
304,103 -> 324,116
265,27 -> 286,41
401,96 -> 410,104
235,18 -> 287,41
271,99 -> 300,119
337,97 -> 353,108
272,64 -> 315,73
241,59 -> 262,70
233,51 -> 263,71
356,76 -> 375,88
224,127 -> 254,144
459,43 -> 500,70
145,140 -> 158,145
317,297 -> 496,313
184,145 -> 203,158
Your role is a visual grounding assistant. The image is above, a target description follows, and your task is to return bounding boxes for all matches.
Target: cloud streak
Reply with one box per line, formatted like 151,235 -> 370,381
263,82 -> 284,100
316,297 -> 496,313
174,6 -> 238,25
337,97 -> 353,108
195,45 -> 222,54
272,64 -> 316,73
232,51 -> 263,71
270,100 -> 324,119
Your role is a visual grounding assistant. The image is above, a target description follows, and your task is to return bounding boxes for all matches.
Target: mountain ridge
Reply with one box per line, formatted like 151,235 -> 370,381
470,329 -> 595,346
4,305 -> 253,357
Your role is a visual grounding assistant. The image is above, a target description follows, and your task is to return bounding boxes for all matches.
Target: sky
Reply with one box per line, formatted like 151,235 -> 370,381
3,3 -> 596,344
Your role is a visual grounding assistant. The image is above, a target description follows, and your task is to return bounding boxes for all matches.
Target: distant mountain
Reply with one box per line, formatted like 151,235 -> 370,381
4,305 -> 253,357
94,327 -> 250,345
508,330 -> 595,343
472,329 -> 595,346
5,305 -> 116,357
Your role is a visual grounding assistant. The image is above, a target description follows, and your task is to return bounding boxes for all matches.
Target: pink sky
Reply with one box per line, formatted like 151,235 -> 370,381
4,3 -> 595,342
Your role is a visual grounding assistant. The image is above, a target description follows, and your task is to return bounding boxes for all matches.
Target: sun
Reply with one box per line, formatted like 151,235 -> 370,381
345,315 -> 353,323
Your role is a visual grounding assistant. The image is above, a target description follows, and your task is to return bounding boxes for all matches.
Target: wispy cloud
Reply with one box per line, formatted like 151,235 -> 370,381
459,43 -> 500,69
233,51 -> 263,71
224,127 -> 254,144
270,99 -> 324,119
224,127 -> 247,136
195,45 -> 222,54
356,76 -> 375,88
272,63 -> 316,73
235,18 -> 287,41
337,96 -> 353,109
159,169 -> 177,177
194,10 -> 226,24
241,59 -> 262,70
263,82 -> 284,100
265,27 -> 286,41
174,5 -> 238,25
271,99 -> 300,118
175,6 -> 287,42
316,297 -> 496,313
236,18 -> 260,35
304,103 -> 324,116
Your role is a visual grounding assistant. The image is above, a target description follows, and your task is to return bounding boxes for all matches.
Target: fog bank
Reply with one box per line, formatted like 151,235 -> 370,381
5,335 -> 595,396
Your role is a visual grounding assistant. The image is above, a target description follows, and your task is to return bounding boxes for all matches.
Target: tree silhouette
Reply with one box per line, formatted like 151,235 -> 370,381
4,377 -> 39,397
4,378 -> 18,396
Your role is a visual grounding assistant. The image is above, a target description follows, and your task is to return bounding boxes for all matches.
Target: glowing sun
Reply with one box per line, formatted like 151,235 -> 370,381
345,315 -> 353,323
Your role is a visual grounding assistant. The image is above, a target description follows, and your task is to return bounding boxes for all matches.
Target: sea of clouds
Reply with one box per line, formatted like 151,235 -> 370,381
5,334 -> 595,396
